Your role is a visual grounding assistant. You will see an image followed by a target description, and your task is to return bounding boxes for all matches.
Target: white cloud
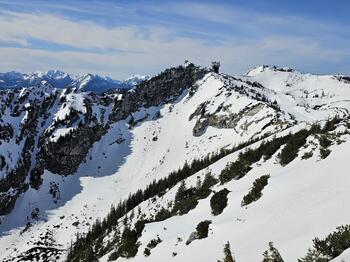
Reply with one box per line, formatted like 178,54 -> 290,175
0,34 -> 347,79
0,12 -> 151,51
0,8 -> 349,78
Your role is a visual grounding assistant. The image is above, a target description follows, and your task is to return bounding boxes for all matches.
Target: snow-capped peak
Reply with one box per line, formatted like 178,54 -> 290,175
244,65 -> 266,76
44,69 -> 69,79
124,74 -> 149,85
0,70 -> 146,91
244,65 -> 295,77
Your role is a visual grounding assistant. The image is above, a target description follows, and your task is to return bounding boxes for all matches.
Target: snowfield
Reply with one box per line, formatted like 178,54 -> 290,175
1,65 -> 350,261
113,127 -> 350,262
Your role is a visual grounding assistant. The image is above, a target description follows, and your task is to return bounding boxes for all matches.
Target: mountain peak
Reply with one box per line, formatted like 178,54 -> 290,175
0,70 -> 145,92
245,65 -> 296,76
44,69 -> 69,79
124,74 -> 149,86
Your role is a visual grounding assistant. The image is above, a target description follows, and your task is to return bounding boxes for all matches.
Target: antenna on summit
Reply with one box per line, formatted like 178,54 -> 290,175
211,61 -> 220,73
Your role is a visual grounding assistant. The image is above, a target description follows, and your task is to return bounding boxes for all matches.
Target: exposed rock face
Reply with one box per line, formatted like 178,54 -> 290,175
0,155 -> 5,170
185,231 -> 199,245
0,124 -> 14,142
0,81 -> 116,214
0,96 -> 43,213
109,63 -> 208,122
190,74 -> 286,137
194,103 -> 273,136
41,124 -> 107,176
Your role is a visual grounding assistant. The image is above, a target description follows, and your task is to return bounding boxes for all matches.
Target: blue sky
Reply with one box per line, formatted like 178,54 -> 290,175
0,0 -> 349,78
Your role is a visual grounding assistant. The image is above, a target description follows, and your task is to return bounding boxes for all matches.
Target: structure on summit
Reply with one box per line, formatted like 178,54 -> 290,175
211,61 -> 220,73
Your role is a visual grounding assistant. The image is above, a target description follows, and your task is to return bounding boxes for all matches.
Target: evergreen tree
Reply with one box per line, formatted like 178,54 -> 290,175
313,225 -> 350,258
210,188 -> 230,215
173,180 -> 198,215
196,176 -> 202,190
299,224 -> 350,260
298,248 -> 328,262
175,180 -> 187,204
241,175 -> 270,206
196,220 -> 212,239
154,207 -> 171,221
117,227 -> 139,258
319,135 -> 332,148
197,172 -> 218,198
278,129 -> 309,166
143,248 -> 151,257
262,242 -> 284,262
146,236 -> 162,249
218,241 -> 235,262
319,147 -> 331,159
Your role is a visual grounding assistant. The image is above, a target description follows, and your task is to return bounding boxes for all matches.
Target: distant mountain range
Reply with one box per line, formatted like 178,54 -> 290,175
0,70 -> 149,92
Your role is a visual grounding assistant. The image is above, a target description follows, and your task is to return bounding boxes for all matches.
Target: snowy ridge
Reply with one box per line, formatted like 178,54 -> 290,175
0,70 -> 148,92
1,64 -> 350,261
244,65 -> 350,122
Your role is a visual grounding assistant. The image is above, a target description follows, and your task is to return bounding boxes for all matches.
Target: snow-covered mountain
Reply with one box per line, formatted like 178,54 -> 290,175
1,63 -> 350,262
0,70 -> 148,92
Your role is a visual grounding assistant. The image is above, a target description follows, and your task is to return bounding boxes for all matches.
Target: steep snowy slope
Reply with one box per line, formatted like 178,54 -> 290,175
108,121 -> 350,262
1,63 -> 350,262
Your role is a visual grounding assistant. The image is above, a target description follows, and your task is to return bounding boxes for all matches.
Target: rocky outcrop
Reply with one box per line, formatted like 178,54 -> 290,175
0,155 -> 5,170
41,124 -> 107,176
0,172 -> 29,214
0,101 -> 40,213
0,124 -> 14,142
109,63 -> 208,122
192,101 -> 275,137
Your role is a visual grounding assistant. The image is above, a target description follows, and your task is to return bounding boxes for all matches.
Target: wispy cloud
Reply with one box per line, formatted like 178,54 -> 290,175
0,1 -> 349,78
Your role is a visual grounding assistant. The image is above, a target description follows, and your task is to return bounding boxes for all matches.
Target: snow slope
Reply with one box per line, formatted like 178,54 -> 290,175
107,123 -> 350,262
245,65 -> 350,122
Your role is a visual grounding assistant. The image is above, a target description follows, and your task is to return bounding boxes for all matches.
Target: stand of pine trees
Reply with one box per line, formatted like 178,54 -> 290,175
299,225 -> 350,261
66,117 -> 343,261
219,116 -> 342,185
66,133 -> 270,261
172,173 -> 218,215
241,175 -> 270,206
278,129 -> 309,166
